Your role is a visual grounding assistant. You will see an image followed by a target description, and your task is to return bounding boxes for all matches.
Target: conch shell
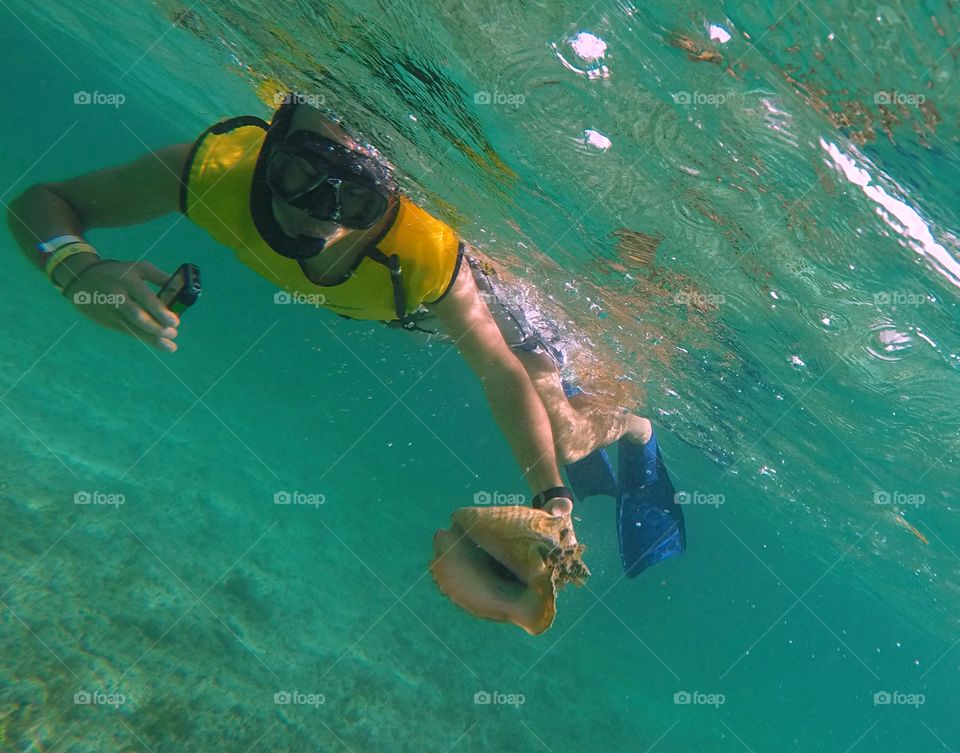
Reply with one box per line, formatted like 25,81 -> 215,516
430,506 -> 590,635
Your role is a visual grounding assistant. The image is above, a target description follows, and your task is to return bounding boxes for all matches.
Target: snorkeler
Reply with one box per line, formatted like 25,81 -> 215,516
6,95 -> 684,577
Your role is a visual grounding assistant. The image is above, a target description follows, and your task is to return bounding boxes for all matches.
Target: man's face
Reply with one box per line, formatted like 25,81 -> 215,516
271,195 -> 346,241
270,112 -> 355,242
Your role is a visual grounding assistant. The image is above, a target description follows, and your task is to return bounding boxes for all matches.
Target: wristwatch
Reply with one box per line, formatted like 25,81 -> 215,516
532,486 -> 574,510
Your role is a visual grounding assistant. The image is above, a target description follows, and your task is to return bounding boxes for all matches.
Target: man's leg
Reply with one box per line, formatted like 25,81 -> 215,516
513,349 -> 651,465
463,251 -> 649,463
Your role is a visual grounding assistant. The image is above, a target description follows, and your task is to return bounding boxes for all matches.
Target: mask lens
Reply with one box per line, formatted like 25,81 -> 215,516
291,182 -> 339,221
267,136 -> 392,229
337,183 -> 388,228
266,151 -> 323,199
288,184 -> 385,228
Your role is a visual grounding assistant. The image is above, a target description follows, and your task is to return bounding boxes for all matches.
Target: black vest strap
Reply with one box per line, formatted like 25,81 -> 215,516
210,115 -> 270,134
364,248 -> 438,334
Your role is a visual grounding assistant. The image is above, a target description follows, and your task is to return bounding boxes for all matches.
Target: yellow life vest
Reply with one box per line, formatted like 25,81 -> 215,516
179,116 -> 463,322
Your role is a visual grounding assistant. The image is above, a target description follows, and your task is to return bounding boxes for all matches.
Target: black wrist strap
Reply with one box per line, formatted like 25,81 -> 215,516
532,486 -> 574,510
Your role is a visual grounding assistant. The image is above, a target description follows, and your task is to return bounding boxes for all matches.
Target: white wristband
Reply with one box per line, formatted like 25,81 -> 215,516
38,234 -> 86,255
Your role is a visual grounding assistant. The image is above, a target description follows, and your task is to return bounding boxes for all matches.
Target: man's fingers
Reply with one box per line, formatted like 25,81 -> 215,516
128,279 -> 179,328
543,497 -> 573,516
115,317 -> 177,352
133,261 -> 172,286
118,301 -> 178,339
130,262 -> 180,327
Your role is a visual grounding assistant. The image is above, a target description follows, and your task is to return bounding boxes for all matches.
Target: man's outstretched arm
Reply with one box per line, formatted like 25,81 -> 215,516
7,143 -> 192,267
429,260 -> 571,514
6,143 -> 194,350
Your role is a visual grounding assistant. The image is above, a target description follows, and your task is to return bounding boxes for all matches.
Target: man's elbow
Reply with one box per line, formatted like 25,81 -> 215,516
9,183 -> 51,208
6,183 -> 76,262
5,186 -> 44,246
7,185 -> 31,222
7,183 -> 57,225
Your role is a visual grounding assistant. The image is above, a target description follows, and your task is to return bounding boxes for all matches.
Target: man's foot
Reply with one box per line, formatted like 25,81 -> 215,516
623,414 -> 653,445
561,413 -> 653,500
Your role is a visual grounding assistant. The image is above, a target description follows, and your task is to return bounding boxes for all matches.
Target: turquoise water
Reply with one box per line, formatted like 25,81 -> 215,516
1,1 -> 958,751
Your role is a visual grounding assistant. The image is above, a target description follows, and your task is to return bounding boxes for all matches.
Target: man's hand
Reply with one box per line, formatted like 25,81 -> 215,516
65,260 -> 181,352
542,497 -> 573,516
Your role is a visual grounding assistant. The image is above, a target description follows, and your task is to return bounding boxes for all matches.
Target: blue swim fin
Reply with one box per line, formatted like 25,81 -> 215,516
561,380 -> 618,500
564,447 -> 618,500
617,432 -> 686,578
